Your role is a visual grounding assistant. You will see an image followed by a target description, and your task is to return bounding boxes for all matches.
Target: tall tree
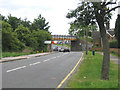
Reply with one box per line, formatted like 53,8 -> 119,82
15,24 -> 30,44
68,23 -> 84,36
31,14 -> 50,32
21,18 -> 31,28
66,0 -> 120,80
7,14 -> 21,31
2,21 -> 25,51
0,14 -> 7,22
114,14 -> 120,48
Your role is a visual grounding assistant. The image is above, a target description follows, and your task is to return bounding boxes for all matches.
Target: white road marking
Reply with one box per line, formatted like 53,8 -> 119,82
7,66 -> 26,72
43,59 -> 50,62
57,56 -> 60,58
51,57 -> 56,59
29,62 -> 41,66
43,53 -> 70,63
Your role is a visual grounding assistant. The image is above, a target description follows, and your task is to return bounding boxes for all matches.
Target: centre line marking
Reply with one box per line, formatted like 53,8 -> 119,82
29,62 -> 41,66
57,56 -> 60,58
43,59 -> 50,62
56,53 -> 84,88
7,66 -> 26,72
51,57 -> 56,59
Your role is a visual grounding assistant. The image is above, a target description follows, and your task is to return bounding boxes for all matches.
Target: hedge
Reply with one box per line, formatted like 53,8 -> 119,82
109,41 -> 118,48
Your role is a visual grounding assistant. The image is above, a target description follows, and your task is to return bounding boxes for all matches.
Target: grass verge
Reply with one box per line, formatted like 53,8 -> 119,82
2,51 -> 36,58
110,52 -> 120,58
67,51 -> 118,88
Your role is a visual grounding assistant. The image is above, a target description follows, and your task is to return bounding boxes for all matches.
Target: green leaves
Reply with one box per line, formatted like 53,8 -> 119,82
31,14 -> 50,32
7,14 -> 21,31
2,21 -> 25,51
1,14 -> 52,52
114,15 -> 120,48
15,24 -> 30,43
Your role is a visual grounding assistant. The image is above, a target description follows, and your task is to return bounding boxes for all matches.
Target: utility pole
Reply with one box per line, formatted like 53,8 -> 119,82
86,26 -> 88,55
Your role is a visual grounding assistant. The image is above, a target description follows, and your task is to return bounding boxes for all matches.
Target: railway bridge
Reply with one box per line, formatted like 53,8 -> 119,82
52,35 -> 83,51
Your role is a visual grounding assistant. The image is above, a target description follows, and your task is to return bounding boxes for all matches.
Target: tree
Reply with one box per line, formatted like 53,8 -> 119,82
21,18 -> 31,28
68,23 -> 84,37
0,14 -> 7,22
114,14 -> 120,48
66,0 -> 120,80
2,21 -> 25,51
7,14 -> 21,31
31,14 -> 50,32
30,30 -> 52,51
15,24 -> 31,44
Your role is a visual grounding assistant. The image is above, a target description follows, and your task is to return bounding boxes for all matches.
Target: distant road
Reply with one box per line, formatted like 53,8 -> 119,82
2,52 -> 83,88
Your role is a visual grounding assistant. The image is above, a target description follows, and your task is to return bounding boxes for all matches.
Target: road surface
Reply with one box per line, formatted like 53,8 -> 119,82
2,52 -> 83,88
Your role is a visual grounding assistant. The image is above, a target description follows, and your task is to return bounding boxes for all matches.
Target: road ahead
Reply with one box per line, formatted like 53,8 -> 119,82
2,52 -> 83,88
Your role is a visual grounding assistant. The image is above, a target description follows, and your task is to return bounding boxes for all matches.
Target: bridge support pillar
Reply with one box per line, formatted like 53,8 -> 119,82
71,39 -> 82,51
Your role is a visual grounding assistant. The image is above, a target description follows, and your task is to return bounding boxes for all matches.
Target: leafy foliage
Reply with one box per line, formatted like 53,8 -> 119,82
109,41 -> 118,48
7,14 -> 21,31
27,30 -> 52,51
1,14 -> 52,52
114,14 -> 120,48
31,14 -> 50,32
2,21 -> 25,51
15,24 -> 30,43
66,0 -> 120,80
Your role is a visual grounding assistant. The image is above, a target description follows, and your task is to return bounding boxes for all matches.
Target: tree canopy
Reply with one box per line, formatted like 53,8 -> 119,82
66,0 -> 120,80
1,14 -> 52,52
31,14 -> 50,32
114,14 -> 120,48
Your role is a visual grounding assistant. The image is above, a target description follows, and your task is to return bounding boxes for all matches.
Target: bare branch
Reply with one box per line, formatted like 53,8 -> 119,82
106,6 -> 120,13
101,0 -> 115,8
102,0 -> 107,6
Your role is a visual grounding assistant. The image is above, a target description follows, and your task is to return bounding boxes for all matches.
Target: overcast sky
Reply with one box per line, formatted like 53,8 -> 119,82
0,0 -> 119,35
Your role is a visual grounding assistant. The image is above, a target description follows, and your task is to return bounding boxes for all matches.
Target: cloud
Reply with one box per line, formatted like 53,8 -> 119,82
0,0 -> 80,35
1,0 -> 117,35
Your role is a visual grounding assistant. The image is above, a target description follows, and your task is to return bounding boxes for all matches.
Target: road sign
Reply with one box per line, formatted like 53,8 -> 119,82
44,41 -> 51,44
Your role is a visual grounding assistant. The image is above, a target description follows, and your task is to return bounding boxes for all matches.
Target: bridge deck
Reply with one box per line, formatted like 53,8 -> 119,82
52,35 -> 77,41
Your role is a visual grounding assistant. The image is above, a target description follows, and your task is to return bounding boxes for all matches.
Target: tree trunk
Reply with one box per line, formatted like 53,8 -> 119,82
99,26 -> 110,80
94,9 -> 110,80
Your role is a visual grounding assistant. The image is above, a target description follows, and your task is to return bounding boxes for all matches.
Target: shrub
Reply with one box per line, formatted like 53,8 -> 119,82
109,41 -> 118,48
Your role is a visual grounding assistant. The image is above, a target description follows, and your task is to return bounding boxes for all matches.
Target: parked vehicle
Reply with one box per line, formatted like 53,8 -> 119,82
53,46 -> 58,51
59,46 -> 70,52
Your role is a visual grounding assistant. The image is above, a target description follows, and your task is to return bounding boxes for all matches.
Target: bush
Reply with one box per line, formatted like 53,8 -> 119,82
109,41 -> 118,48
2,21 -> 25,52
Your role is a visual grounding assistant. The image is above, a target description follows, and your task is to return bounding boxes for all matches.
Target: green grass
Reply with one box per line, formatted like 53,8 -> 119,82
110,52 -> 120,57
67,51 -> 118,88
2,51 -> 36,58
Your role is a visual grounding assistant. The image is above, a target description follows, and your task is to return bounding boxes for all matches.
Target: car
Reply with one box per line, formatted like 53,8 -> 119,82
53,46 -> 58,51
59,46 -> 70,52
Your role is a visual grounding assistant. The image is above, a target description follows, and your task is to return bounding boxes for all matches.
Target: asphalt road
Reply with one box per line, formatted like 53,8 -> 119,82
2,52 -> 83,88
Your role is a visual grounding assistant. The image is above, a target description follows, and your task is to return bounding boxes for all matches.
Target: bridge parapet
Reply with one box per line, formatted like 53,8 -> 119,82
52,35 -> 77,41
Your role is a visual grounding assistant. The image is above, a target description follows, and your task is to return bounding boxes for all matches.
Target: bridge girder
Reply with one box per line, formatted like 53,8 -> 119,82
52,35 -> 77,41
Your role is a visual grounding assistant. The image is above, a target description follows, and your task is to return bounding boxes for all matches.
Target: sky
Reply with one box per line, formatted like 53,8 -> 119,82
0,0 -> 119,35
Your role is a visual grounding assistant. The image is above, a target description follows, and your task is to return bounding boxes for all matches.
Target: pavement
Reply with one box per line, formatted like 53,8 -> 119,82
0,52 -> 54,63
99,52 -> 119,64
2,52 -> 83,88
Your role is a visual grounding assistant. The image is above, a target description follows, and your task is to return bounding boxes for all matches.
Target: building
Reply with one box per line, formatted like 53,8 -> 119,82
92,31 -> 101,47
106,29 -> 116,42
92,29 -> 116,47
